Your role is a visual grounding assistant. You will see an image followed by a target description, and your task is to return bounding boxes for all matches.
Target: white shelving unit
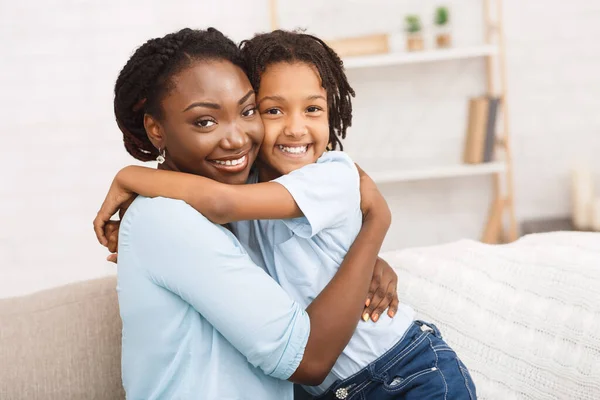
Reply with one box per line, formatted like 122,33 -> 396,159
344,44 -> 506,186
359,162 -> 506,184
341,3 -> 518,243
343,45 -> 498,70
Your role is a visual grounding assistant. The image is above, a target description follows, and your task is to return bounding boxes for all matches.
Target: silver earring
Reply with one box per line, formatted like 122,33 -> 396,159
156,148 -> 166,164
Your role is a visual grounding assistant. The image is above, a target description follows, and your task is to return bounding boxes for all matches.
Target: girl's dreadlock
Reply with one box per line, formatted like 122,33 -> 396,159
114,27 -> 245,161
240,30 -> 355,150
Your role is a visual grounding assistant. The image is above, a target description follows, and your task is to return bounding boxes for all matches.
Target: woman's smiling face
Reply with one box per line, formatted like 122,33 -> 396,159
145,59 -> 264,185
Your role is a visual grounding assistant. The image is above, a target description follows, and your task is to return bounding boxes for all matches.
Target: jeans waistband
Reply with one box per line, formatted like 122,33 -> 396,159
320,320 -> 441,399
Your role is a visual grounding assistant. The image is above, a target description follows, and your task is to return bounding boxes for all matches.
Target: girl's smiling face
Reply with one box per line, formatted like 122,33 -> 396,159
256,62 -> 330,181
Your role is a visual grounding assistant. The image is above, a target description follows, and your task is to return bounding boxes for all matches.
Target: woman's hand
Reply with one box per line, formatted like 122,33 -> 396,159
363,257 -> 399,322
93,174 -> 136,246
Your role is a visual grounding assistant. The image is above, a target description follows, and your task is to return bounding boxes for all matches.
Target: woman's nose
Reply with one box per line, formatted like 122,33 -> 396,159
220,123 -> 250,150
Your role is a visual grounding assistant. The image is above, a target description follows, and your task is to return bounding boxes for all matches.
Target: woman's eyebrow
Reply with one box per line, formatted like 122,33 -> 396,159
182,90 -> 254,112
183,102 -> 220,112
307,94 -> 326,101
238,90 -> 255,105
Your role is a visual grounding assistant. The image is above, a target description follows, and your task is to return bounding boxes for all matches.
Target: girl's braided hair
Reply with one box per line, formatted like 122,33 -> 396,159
240,30 -> 355,150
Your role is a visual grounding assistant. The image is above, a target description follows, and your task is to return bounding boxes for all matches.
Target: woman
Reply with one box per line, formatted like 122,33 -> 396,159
96,28 -> 394,399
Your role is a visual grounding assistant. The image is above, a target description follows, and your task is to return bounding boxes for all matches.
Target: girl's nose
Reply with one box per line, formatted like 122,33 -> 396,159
284,114 -> 308,139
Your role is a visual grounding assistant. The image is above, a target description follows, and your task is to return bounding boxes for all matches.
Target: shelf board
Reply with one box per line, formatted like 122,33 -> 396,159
343,45 -> 498,70
356,161 -> 507,183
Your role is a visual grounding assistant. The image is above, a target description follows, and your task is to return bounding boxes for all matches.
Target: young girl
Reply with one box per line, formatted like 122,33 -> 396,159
97,30 -> 476,399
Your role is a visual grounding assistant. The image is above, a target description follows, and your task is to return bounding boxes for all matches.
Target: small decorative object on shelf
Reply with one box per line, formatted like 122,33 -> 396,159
405,15 -> 424,52
434,6 -> 452,48
326,34 -> 389,58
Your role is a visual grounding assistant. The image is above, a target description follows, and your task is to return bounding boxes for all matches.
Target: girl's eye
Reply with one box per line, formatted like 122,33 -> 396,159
242,107 -> 257,117
307,106 -> 322,113
196,119 -> 216,128
265,108 -> 282,115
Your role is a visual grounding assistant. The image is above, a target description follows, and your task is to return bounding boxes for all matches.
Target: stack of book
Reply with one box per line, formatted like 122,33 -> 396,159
463,96 -> 500,164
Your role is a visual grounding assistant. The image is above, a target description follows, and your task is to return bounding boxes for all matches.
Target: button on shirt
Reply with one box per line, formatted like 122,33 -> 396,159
117,196 -> 310,400
233,152 -> 415,396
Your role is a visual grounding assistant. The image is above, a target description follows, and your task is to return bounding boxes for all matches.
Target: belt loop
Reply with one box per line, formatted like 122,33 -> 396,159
416,320 -> 442,338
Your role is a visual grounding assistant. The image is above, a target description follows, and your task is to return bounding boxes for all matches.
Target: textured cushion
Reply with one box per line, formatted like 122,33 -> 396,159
0,276 -> 124,400
382,232 -> 600,400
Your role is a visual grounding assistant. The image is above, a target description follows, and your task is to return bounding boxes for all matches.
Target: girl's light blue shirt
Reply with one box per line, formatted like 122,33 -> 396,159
117,196 -> 310,400
233,151 -> 415,396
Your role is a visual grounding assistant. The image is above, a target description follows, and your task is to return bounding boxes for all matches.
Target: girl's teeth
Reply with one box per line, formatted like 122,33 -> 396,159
214,155 -> 246,166
279,145 -> 308,154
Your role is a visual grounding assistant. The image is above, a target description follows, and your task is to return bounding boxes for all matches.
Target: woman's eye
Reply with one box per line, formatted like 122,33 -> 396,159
242,107 -> 257,117
196,119 -> 216,128
307,106 -> 322,113
265,108 -> 282,115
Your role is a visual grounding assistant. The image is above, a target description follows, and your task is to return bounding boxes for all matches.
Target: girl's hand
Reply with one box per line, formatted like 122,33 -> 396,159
363,257 -> 399,322
93,176 -> 136,246
104,220 -> 120,263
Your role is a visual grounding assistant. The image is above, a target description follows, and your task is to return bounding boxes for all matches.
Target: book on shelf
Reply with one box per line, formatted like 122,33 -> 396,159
463,96 -> 500,164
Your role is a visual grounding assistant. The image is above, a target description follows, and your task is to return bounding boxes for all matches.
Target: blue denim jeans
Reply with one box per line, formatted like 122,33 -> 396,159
314,321 -> 476,400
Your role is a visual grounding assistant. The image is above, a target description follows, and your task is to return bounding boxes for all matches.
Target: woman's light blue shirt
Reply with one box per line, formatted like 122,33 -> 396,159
117,196 -> 310,400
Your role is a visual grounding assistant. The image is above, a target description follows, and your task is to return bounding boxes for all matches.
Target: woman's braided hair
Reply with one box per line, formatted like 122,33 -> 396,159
114,27 -> 245,161
240,30 -> 355,150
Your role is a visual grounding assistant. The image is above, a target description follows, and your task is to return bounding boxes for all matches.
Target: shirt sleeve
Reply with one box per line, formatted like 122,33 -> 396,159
119,196 -> 310,380
273,151 -> 360,238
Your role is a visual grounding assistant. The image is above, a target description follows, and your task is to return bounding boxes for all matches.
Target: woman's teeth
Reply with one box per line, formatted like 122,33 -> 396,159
278,145 -> 308,154
213,155 -> 246,166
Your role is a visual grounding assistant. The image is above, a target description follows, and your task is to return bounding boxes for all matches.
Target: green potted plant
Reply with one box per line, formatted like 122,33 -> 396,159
434,6 -> 452,48
405,15 -> 424,51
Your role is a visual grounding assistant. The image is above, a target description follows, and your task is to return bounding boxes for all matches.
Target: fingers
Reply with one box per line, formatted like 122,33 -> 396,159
365,261 -> 383,310
364,257 -> 400,322
106,221 -> 120,253
363,285 -> 386,322
93,211 -> 109,246
107,253 -> 118,264
370,283 -> 396,322
387,284 -> 399,318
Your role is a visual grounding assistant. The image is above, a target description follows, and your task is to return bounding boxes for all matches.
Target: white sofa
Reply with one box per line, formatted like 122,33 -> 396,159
382,231 -> 600,400
1,232 -> 598,399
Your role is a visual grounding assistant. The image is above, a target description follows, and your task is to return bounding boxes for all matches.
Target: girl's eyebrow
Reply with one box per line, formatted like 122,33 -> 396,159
257,95 -> 285,106
257,94 -> 326,106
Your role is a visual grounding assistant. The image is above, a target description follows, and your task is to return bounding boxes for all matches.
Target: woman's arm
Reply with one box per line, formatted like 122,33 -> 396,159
121,175 -> 390,386
290,179 -> 390,384
114,165 -> 301,224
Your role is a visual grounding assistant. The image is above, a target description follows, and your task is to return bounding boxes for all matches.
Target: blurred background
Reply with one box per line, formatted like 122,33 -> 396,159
1,0 -> 599,296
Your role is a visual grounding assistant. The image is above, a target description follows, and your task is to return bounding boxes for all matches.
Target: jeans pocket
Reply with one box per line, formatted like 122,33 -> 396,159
383,367 -> 439,393
457,359 -> 477,400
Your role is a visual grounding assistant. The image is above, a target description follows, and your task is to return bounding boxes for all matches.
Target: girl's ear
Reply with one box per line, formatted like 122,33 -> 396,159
144,114 -> 166,151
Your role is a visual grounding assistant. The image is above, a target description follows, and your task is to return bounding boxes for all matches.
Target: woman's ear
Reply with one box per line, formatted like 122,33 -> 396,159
144,113 -> 166,151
